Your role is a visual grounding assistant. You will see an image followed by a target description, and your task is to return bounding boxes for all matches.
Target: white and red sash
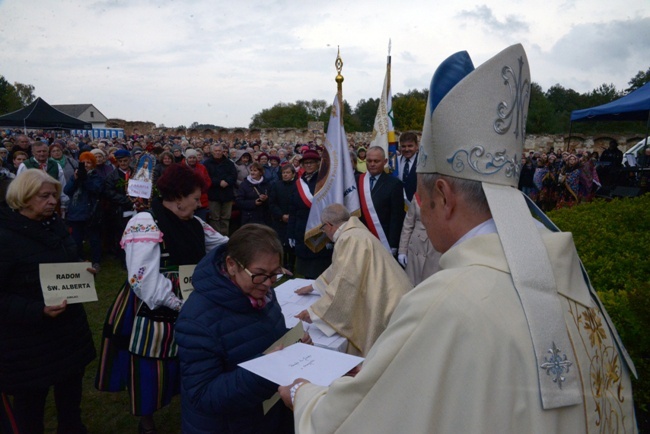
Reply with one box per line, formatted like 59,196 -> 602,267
296,176 -> 313,208
359,172 -> 391,252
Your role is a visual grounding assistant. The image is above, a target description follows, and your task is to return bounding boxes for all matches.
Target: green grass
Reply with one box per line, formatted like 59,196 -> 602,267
43,256 -> 182,433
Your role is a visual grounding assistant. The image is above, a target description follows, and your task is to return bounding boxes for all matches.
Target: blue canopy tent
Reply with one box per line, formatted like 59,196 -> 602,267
570,81 -> 650,197
571,81 -> 650,122
569,81 -> 650,146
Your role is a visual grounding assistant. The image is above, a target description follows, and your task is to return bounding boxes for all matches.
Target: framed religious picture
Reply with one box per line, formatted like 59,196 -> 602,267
128,153 -> 155,199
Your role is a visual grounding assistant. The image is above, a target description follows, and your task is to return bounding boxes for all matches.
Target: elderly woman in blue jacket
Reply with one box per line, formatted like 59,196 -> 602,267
176,224 -> 300,434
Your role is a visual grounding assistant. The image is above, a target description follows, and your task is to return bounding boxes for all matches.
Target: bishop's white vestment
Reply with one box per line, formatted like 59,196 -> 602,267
294,229 -> 637,433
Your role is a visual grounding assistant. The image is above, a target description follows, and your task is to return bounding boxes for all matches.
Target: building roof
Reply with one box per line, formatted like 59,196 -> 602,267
52,104 -> 108,121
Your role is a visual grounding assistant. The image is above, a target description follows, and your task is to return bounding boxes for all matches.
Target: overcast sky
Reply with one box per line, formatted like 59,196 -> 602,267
1,0 -> 648,128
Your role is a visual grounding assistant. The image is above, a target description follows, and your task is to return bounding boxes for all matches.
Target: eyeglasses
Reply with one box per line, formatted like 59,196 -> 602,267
320,222 -> 329,232
236,260 -> 284,284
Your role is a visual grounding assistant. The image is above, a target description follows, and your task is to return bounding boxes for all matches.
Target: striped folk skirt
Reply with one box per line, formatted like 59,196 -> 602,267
95,274 -> 181,416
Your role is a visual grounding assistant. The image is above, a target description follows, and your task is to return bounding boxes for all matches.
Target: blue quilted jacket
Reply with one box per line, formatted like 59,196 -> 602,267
175,245 -> 293,434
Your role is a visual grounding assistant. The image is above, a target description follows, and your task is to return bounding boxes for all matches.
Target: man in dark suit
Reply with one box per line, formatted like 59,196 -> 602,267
397,131 -> 419,202
357,146 -> 405,255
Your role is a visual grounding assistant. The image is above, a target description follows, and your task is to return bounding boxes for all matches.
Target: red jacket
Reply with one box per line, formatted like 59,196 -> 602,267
188,162 -> 211,208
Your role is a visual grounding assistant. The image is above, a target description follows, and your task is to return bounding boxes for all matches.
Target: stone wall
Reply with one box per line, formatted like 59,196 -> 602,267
524,134 -> 646,154
107,119 -> 645,153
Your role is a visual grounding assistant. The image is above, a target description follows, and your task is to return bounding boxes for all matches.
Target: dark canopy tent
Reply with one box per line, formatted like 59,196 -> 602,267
0,97 -> 92,130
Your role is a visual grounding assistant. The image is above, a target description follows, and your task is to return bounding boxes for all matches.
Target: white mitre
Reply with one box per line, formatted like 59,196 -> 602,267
418,44 -> 584,409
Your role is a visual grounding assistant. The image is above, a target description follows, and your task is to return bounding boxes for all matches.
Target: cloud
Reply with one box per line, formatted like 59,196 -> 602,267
1,0 -> 648,127
532,16 -> 650,93
549,17 -> 650,74
456,5 -> 529,34
400,51 -> 417,63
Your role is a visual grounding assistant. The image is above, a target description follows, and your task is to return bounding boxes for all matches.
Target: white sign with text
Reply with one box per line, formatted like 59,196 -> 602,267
39,262 -> 98,306
127,179 -> 152,199
179,264 -> 197,299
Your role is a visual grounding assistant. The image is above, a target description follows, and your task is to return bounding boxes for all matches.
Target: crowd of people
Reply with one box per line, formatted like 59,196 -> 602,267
0,128 -> 442,433
0,42 -> 641,434
0,128 -> 443,278
517,139 -> 650,211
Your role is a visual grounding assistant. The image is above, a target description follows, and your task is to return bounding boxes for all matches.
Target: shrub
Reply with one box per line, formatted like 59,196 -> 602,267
548,194 -> 650,419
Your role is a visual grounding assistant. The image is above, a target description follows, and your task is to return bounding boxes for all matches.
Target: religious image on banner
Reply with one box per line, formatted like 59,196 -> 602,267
304,96 -> 361,253
127,153 -> 154,199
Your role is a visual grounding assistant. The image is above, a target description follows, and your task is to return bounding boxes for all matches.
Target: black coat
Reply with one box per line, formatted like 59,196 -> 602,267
518,162 -> 536,189
358,172 -> 405,250
204,157 -> 237,203
0,208 -> 95,392
269,178 -> 297,243
104,168 -> 133,215
236,178 -> 271,226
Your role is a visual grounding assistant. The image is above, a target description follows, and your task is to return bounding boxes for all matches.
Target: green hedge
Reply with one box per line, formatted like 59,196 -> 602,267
548,194 -> 650,414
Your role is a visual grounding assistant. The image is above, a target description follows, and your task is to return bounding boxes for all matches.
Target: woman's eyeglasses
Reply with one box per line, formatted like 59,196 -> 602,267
236,261 -> 284,284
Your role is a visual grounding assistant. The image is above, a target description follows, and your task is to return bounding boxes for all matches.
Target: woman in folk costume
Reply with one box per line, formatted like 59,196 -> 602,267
556,153 -> 582,208
537,153 -> 560,212
95,164 -> 227,434
578,151 -> 600,201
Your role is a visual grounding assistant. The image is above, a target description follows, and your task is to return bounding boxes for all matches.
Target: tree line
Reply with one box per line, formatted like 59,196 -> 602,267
0,76 -> 35,115
2,68 -> 649,134
249,67 -> 650,135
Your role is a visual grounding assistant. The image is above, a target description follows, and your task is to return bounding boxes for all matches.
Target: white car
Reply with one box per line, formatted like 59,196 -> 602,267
623,137 -> 648,166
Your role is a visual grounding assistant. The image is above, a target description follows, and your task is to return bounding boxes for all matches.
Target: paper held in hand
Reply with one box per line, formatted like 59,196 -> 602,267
260,322 -> 305,414
239,342 -> 363,387
39,262 -> 98,306
178,264 -> 197,300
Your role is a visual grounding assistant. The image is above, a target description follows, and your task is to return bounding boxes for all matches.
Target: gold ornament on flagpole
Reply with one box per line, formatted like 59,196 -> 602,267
335,46 -> 344,122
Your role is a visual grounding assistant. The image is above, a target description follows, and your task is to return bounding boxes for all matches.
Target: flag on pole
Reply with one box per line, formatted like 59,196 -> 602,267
369,49 -> 399,176
304,95 -> 361,252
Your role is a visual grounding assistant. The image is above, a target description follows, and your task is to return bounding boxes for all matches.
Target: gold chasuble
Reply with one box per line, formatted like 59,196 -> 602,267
310,216 -> 412,356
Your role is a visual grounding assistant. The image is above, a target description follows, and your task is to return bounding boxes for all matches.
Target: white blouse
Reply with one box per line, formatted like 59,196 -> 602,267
121,211 -> 228,310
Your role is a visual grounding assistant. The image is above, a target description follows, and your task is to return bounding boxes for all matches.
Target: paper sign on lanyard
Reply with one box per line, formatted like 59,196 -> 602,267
178,264 -> 197,300
39,262 -> 98,306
